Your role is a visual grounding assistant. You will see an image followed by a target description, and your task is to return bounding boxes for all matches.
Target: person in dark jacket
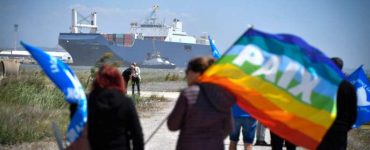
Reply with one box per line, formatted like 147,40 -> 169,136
167,56 -> 236,150
317,57 -> 357,150
88,64 -> 144,150
122,65 -> 133,90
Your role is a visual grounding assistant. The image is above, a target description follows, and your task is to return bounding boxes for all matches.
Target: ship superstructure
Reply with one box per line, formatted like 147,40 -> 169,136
59,5 -> 211,67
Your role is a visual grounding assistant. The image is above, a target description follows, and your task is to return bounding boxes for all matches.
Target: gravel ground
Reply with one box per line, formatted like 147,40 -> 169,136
139,81 -> 186,92
136,91 -> 274,150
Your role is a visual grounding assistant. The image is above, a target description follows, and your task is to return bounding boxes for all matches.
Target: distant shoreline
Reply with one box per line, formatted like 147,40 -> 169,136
20,64 -> 368,75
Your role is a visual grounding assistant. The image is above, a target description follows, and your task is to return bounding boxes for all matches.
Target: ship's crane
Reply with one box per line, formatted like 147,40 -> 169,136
145,5 -> 160,25
130,5 -> 167,39
70,9 -> 98,33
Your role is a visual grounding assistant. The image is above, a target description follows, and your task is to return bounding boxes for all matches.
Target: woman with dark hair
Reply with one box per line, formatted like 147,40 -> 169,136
167,56 -> 236,150
88,64 -> 144,150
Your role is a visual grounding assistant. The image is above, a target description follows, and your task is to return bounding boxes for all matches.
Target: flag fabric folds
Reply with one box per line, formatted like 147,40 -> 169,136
20,42 -> 87,146
348,65 -> 370,128
208,35 -> 221,59
199,28 -> 344,149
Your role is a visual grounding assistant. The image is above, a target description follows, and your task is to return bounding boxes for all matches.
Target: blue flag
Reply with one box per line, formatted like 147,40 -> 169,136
348,65 -> 370,128
20,42 -> 87,145
208,35 -> 221,59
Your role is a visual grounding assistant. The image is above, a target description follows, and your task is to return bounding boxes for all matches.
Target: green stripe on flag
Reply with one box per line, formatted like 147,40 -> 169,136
235,36 -> 342,85
216,55 -> 335,112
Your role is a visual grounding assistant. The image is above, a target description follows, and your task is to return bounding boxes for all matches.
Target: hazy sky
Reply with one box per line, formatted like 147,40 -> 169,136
0,0 -> 369,69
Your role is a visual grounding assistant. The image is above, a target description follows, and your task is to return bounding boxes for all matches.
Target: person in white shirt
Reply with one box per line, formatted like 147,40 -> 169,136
131,62 -> 141,96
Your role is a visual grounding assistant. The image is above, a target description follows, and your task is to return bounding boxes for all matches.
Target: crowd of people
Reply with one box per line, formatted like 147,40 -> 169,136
68,56 -> 357,150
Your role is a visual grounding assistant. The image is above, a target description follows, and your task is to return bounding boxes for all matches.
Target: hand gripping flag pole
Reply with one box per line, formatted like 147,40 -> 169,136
20,42 -> 87,148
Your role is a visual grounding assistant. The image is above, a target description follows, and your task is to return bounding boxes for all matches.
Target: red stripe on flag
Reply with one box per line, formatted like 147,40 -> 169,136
200,75 -> 325,149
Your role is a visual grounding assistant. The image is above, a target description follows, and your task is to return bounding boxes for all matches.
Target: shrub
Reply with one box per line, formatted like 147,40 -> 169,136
164,73 -> 181,81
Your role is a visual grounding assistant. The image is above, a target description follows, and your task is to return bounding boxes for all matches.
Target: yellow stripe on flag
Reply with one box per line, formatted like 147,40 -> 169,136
201,63 -> 335,130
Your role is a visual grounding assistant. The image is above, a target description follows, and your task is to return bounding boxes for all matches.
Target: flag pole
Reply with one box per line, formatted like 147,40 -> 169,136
144,116 -> 168,144
52,122 -> 65,150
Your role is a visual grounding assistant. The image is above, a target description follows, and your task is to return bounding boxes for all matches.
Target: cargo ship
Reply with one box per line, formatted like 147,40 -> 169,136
58,5 -> 212,67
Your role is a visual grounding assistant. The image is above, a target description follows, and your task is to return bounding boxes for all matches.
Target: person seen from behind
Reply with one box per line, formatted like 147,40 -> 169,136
88,64 -> 144,150
317,57 -> 357,150
131,63 -> 141,96
167,56 -> 236,150
229,104 -> 257,150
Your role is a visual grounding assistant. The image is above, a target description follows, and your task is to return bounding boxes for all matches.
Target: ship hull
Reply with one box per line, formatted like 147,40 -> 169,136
58,33 -> 212,67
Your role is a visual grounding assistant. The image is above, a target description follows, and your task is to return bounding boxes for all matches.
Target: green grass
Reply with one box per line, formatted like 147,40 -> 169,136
0,69 -> 172,145
139,70 -> 185,83
0,71 -> 69,145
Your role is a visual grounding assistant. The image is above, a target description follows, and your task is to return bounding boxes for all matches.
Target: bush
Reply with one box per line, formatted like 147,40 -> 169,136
148,94 -> 166,102
164,73 -> 181,81
132,94 -> 168,113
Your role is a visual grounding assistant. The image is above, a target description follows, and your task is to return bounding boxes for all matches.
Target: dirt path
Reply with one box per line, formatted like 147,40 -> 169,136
135,91 -> 179,150
135,91 -> 275,150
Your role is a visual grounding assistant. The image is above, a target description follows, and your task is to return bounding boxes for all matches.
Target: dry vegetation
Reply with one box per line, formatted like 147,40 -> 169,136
0,67 -> 180,146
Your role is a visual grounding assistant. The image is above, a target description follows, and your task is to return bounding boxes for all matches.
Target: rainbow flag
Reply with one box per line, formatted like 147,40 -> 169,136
199,28 -> 344,149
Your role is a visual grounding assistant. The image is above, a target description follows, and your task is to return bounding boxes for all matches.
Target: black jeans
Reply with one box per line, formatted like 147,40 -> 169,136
270,132 -> 296,150
132,77 -> 140,95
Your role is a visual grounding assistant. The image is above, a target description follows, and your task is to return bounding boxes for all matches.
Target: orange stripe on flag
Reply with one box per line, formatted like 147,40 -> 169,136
201,64 -> 334,127
199,75 -> 326,149
236,100 -> 320,149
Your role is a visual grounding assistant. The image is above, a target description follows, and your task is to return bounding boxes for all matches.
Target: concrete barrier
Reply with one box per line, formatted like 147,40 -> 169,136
0,60 -> 20,77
